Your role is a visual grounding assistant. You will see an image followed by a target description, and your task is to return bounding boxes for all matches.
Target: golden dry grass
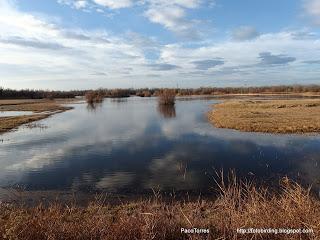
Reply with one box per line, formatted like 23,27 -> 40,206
0,178 -> 319,239
0,115 -> 50,133
209,99 -> 320,134
0,99 -> 73,133
0,99 -> 72,113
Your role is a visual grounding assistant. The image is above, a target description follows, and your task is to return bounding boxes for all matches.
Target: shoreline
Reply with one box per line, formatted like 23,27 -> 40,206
0,99 -> 75,134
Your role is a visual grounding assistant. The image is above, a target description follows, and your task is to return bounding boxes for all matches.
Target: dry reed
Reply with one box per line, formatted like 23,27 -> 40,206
158,89 -> 176,105
85,90 -> 105,104
0,175 -> 319,239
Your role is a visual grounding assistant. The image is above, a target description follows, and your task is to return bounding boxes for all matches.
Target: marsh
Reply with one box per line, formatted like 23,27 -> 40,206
0,96 -> 320,199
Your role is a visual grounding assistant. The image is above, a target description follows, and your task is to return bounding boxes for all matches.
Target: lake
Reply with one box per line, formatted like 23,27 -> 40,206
1,97 -> 320,197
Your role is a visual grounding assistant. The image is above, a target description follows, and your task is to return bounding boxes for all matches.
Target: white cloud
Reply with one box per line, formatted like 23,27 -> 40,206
57,0 -> 88,9
144,1 -> 203,39
145,6 -> 187,33
57,0 -> 206,38
0,0 -> 153,89
146,0 -> 202,8
304,0 -> 320,24
74,0 -> 88,9
1,0 -> 320,89
92,0 -> 132,9
157,31 -> 320,85
141,1 -> 218,39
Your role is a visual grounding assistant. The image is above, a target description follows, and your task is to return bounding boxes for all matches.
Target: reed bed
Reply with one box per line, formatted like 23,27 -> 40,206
158,89 -> 176,105
85,90 -> 105,104
0,176 -> 319,239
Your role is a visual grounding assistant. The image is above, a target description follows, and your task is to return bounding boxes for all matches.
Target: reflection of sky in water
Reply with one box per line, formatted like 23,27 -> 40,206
0,97 -> 320,194
0,111 -> 33,117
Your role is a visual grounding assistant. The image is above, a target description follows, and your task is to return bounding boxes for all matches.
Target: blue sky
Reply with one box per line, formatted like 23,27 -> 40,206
0,0 -> 320,89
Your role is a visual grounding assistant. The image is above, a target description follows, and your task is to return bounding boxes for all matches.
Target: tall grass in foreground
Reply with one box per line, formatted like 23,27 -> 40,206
158,89 -> 176,105
0,176 -> 319,239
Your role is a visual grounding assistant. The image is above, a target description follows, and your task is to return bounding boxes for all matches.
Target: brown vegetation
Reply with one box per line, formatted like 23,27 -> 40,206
2,85 -> 319,100
136,90 -> 153,97
85,90 -> 105,103
105,89 -> 131,98
209,99 -> 320,134
158,89 -> 176,105
0,99 -> 73,133
0,177 -> 319,239
85,89 -> 134,102
0,88 -> 84,99
157,104 -> 176,118
180,84 -> 320,95
0,115 -> 50,133
0,100 -> 72,113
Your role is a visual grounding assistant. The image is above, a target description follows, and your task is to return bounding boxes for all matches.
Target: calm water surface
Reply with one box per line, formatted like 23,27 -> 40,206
1,97 -> 320,195
0,111 -> 33,117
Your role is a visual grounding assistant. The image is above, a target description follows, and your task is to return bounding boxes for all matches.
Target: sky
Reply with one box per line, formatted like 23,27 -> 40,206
0,0 -> 320,90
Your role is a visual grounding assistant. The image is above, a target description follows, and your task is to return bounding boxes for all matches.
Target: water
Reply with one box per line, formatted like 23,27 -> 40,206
0,111 -> 33,117
0,97 -> 320,196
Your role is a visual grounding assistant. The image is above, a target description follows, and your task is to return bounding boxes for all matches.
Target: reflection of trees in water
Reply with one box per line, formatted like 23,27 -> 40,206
86,102 -> 102,112
157,104 -> 176,118
111,98 -> 128,105
111,98 -> 128,103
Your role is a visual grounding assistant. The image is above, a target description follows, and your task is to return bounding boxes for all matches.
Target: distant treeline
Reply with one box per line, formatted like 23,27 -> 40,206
174,85 -> 320,95
1,85 -> 320,99
0,88 -> 85,99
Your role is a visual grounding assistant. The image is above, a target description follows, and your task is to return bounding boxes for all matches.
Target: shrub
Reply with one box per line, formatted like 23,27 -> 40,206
85,90 -> 104,103
158,89 -> 176,105
136,90 -> 152,97
107,89 -> 131,98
